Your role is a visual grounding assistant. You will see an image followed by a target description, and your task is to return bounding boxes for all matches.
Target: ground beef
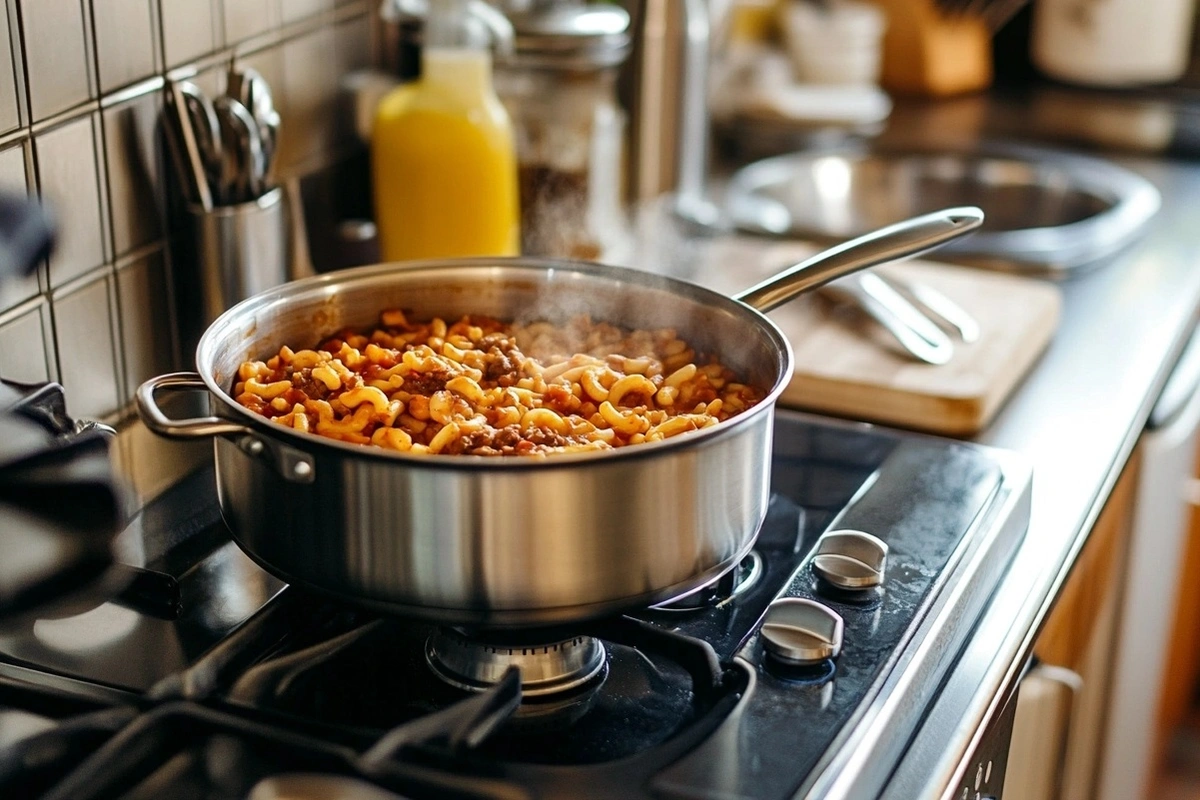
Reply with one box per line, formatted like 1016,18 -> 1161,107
403,372 -> 452,397
290,369 -> 331,401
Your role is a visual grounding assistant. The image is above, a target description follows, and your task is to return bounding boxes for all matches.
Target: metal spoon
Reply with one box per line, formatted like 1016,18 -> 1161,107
162,79 -> 213,210
228,65 -> 279,182
214,96 -> 265,203
245,73 -> 280,178
176,81 -> 222,197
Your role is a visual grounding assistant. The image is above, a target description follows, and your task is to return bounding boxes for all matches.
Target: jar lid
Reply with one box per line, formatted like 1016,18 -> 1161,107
507,5 -> 632,70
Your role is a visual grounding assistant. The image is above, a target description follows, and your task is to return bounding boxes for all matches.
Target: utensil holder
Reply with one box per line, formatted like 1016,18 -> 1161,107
175,187 -> 288,357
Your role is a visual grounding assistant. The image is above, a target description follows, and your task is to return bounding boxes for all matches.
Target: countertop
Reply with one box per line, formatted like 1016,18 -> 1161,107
109,91 -> 1200,798
884,108 -> 1200,795
640,92 -> 1200,798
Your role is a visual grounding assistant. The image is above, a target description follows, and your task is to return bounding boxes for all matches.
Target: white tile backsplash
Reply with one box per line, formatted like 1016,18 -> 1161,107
116,249 -> 176,400
0,7 -> 21,133
222,0 -> 280,44
160,0 -> 217,67
93,0 -> 159,92
281,0 -> 332,23
0,300 -> 52,383
20,0 -> 93,121
103,93 -> 163,257
36,115 -> 107,288
0,143 -> 39,309
0,0 -> 371,422
279,26 -> 338,171
52,272 -> 121,417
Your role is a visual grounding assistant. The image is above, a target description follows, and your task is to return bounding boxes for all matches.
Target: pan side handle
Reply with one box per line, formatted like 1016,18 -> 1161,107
136,372 -> 253,439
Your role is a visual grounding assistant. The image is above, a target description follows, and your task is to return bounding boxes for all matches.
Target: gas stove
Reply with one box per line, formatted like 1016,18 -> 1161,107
0,410 -> 1030,800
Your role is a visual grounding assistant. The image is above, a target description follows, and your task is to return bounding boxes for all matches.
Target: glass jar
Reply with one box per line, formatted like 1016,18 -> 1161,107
494,4 -> 632,262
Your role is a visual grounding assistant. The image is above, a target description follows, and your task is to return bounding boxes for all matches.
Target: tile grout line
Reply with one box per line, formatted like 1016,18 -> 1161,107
1,0 -> 373,417
87,0 -> 129,406
150,1 -> 183,377
13,0 -> 64,386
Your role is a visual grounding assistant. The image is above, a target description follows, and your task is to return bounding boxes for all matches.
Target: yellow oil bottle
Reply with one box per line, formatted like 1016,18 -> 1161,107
372,0 -> 519,261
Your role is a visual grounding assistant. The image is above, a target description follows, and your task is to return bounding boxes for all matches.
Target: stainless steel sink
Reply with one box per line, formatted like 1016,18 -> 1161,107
724,143 -> 1162,274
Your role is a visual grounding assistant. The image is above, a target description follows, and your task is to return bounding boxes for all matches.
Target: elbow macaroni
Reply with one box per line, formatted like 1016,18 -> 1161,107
232,313 -> 765,457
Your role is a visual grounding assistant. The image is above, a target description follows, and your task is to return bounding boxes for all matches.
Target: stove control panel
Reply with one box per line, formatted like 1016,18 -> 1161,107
760,598 -> 844,666
811,529 -> 888,591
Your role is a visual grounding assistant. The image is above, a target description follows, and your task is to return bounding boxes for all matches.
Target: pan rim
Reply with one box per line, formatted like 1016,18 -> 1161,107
196,257 -> 794,470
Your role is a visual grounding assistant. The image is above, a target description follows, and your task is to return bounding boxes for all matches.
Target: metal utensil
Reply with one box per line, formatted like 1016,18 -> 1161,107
819,271 -> 982,364
162,79 -> 214,211
176,81 -> 221,194
228,64 -> 280,184
884,274 -> 981,343
214,96 -> 266,203
136,207 -> 983,627
820,274 -> 956,365
244,71 -> 280,178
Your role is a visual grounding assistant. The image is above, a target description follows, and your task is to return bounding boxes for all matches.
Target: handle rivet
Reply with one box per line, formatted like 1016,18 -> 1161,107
293,461 -> 313,478
246,439 -> 265,456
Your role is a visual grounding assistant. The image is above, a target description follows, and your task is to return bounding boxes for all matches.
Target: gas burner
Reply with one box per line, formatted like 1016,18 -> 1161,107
650,550 -> 764,612
1,410 -> 1032,799
425,628 -> 607,721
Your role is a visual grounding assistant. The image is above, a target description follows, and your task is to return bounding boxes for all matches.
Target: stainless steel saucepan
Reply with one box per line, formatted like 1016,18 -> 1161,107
136,207 -> 983,628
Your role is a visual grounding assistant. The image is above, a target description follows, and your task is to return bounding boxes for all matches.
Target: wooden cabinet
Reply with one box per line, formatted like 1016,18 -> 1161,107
1156,438 -> 1200,766
1006,451 -> 1139,800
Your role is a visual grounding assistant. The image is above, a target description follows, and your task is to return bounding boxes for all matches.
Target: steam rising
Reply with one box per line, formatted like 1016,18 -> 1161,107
208,197 -> 788,394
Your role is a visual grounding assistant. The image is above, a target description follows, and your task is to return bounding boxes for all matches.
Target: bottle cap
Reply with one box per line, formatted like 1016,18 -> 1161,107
507,4 -> 631,70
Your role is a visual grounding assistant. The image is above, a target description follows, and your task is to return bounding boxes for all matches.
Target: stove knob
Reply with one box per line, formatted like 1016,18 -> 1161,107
812,529 -> 888,590
760,598 -> 844,666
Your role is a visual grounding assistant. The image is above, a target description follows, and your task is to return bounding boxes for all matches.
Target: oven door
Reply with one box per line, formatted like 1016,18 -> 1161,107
1004,659 -> 1084,800
947,655 -> 1082,800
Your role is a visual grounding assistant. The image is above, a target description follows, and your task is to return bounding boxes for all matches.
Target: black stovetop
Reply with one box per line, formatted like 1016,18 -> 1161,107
0,411 -> 1023,800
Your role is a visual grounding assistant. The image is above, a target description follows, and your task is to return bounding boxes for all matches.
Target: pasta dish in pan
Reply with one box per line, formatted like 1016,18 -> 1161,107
233,311 -> 765,456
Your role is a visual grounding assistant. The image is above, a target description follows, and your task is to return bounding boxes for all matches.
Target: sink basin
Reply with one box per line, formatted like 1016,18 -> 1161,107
724,143 -> 1162,274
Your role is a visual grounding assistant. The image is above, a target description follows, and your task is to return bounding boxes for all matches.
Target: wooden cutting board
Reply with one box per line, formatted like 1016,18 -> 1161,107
692,238 -> 1063,436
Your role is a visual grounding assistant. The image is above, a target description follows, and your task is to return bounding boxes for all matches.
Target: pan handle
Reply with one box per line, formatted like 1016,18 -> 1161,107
733,206 -> 985,314
136,372 -> 254,439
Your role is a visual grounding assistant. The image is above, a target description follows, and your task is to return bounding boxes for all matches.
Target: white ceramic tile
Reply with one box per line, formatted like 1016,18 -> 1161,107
333,15 -> 371,147
0,143 -> 39,310
0,7 -> 20,133
335,13 -> 372,74
278,26 -> 337,171
222,0 -> 279,43
20,0 -> 92,121
52,272 -> 121,418
116,249 -> 174,400
0,301 -> 51,383
93,0 -> 158,91
103,92 -> 163,257
281,0 -> 331,23
36,115 -> 107,288
160,0 -> 216,67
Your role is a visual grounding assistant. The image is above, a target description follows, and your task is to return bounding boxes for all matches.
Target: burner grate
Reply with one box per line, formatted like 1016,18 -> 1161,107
3,411 -> 1030,800
0,674 -> 135,797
